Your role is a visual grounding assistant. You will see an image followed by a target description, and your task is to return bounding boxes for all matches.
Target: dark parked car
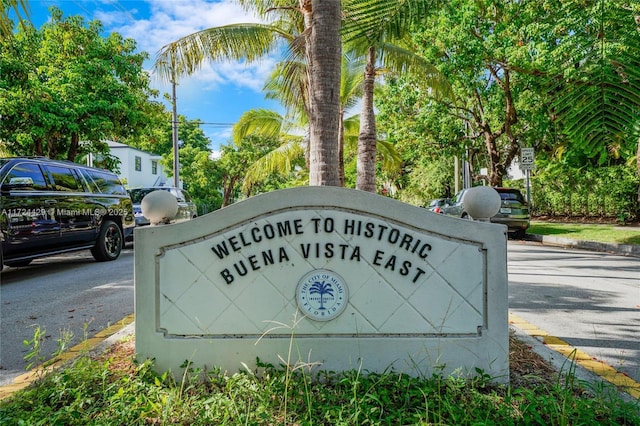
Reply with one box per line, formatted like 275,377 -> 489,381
491,187 -> 530,238
441,187 -> 530,238
128,186 -> 197,227
0,157 -> 135,270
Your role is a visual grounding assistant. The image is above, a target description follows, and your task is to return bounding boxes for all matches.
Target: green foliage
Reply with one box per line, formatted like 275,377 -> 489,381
217,134 -> 300,206
542,0 -> 640,163
171,145 -> 223,214
2,342 -> 639,425
22,325 -> 48,371
528,222 -> 640,246
0,7 -> 161,160
531,162 -> 639,222
395,155 -> 453,207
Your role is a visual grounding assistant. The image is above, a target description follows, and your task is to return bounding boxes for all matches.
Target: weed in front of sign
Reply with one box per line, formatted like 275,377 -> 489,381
3,325 -> 639,424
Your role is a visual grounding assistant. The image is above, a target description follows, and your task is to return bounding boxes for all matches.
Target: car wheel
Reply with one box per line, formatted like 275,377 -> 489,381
512,229 -> 527,240
91,220 -> 123,262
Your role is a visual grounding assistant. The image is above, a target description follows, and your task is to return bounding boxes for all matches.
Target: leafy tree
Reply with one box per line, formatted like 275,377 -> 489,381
384,0 -> 554,188
127,112 -> 211,156
0,7 -> 159,161
216,134 -> 287,206
166,145 -> 222,212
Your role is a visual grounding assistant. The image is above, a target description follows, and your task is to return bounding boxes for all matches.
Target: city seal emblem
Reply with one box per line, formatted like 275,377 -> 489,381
296,269 -> 349,321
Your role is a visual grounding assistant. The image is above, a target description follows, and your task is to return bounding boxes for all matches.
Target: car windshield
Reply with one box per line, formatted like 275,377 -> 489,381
129,188 -> 168,203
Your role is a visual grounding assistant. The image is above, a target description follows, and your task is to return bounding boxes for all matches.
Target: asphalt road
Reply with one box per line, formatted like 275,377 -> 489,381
508,240 -> 640,386
0,240 -> 638,390
0,244 -> 134,386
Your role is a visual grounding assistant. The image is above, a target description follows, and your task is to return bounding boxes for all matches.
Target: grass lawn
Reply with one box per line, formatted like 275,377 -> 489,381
528,221 -> 640,246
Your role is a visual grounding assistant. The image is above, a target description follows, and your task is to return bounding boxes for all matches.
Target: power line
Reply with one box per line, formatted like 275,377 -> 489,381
168,121 -> 235,127
198,122 -> 235,127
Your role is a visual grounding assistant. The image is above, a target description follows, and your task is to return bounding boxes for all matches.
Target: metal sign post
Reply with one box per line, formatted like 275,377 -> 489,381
520,148 -> 535,205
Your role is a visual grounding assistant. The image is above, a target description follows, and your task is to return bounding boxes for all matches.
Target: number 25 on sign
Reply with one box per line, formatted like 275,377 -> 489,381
520,147 -> 535,170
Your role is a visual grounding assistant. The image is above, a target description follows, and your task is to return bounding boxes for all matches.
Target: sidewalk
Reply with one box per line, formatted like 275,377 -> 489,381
526,233 -> 640,258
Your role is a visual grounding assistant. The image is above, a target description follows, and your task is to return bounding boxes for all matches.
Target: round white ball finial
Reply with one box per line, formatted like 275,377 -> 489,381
464,186 -> 501,221
140,190 -> 179,225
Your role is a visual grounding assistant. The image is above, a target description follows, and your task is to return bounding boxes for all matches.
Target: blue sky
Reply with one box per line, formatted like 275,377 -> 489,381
23,0 -> 283,153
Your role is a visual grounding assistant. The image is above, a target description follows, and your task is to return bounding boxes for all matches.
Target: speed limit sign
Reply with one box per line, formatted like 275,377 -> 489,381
520,147 -> 535,170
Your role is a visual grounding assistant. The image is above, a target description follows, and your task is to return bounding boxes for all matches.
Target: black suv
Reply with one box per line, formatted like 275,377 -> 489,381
0,157 -> 135,270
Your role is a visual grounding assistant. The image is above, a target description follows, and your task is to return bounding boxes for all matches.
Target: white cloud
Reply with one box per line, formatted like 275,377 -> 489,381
98,0 -> 276,95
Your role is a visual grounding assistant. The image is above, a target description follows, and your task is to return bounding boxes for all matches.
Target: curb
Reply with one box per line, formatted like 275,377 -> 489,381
0,314 -> 135,401
509,313 -> 640,403
527,234 -> 640,258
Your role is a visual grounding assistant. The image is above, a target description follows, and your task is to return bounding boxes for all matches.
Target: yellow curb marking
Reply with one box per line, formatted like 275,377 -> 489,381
0,314 -> 135,401
509,312 -> 640,399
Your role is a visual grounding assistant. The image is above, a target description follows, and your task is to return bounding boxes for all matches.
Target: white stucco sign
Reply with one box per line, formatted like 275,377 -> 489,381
135,187 -> 509,381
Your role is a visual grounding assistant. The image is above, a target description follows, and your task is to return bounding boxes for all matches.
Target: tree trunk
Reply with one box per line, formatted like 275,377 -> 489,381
68,133 -> 79,161
34,137 -> 43,156
338,107 -> 345,187
307,0 -> 341,186
637,135 -> 640,203
221,176 -> 237,207
356,46 -> 377,192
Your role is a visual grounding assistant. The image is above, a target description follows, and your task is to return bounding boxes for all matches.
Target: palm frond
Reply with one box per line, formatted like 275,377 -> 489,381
340,53 -> 365,111
377,140 -> 403,172
375,41 -> 453,100
154,24 -> 294,81
342,0 -> 440,43
242,138 -> 305,192
232,109 -> 286,145
1,0 -> 30,37
263,59 -> 309,117
547,1 -> 640,162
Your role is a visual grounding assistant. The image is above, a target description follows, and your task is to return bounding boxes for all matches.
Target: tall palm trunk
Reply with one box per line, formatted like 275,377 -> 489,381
307,0 -> 342,186
356,47 -> 377,192
637,136 -> 640,203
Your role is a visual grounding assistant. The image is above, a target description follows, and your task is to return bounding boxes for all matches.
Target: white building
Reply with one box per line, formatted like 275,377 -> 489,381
105,141 -> 170,188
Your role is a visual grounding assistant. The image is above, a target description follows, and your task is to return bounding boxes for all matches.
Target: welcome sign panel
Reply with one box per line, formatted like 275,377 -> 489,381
135,187 -> 508,381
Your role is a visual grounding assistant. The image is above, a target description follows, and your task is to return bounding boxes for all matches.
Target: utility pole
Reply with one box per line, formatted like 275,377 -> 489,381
171,57 -> 180,188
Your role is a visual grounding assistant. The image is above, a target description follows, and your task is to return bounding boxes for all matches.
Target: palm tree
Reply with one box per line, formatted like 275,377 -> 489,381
343,0 -> 452,192
155,0 -> 343,187
232,51 -> 401,193
0,0 -> 29,38
306,0 -> 342,186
